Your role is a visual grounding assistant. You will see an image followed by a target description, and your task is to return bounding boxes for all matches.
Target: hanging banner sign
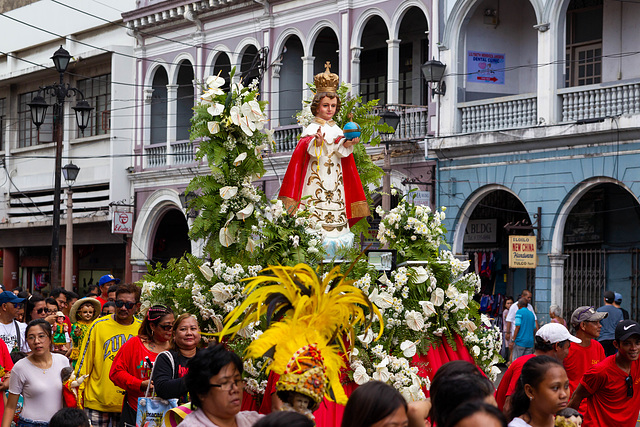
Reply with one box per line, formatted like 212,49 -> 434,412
409,191 -> 431,207
467,51 -> 505,84
508,235 -> 537,268
112,211 -> 133,234
464,219 -> 497,243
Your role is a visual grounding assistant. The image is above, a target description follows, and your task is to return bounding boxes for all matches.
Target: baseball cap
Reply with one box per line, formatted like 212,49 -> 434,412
571,306 -> 608,325
0,291 -> 24,304
604,290 -> 615,303
615,320 -> 640,341
615,292 -> 623,304
536,323 -> 581,344
98,274 -> 121,287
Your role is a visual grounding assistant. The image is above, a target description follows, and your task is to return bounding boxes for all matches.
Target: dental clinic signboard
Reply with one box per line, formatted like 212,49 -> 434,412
112,211 -> 133,234
467,51 -> 505,84
509,235 -> 537,269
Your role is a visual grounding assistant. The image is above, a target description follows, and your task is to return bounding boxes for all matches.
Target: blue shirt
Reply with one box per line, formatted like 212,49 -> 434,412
596,304 -> 623,341
514,306 -> 536,348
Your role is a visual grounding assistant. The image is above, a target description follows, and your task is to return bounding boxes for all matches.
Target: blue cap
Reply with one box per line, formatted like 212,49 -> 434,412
615,292 -> 623,303
98,274 -> 121,287
0,291 -> 24,304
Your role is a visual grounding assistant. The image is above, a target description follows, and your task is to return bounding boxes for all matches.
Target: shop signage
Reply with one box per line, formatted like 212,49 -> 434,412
112,211 -> 133,234
464,219 -> 497,243
508,235 -> 537,269
467,51 -> 505,84
409,191 -> 431,207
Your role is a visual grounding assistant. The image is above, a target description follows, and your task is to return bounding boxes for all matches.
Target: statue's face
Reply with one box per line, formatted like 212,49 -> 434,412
316,96 -> 337,121
292,393 -> 310,411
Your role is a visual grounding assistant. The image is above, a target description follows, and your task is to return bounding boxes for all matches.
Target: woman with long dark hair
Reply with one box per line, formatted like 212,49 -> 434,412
109,305 -> 174,427
1,319 -> 70,427
508,355 -> 570,427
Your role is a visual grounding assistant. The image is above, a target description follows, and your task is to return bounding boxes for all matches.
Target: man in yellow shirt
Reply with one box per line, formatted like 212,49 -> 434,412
75,283 -> 142,427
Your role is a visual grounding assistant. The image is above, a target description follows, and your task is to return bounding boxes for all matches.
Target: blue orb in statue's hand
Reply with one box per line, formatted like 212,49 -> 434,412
343,121 -> 362,140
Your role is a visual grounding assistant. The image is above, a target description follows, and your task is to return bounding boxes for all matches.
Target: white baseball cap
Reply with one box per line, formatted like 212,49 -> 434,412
536,323 -> 581,344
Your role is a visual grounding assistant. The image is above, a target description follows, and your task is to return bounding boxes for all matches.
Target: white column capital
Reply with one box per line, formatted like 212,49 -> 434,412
351,46 -> 363,62
272,60 -> 283,78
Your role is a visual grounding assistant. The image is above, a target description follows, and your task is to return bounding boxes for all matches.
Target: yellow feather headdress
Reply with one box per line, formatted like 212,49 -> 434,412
219,263 -> 383,406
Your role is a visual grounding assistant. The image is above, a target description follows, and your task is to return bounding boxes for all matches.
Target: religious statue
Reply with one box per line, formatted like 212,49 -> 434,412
278,63 -> 370,256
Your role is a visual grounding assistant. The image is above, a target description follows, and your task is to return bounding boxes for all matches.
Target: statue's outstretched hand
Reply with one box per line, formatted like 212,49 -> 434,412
314,129 -> 324,147
343,137 -> 359,148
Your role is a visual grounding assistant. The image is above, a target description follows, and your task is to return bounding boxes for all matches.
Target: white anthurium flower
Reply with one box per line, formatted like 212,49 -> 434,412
199,264 -> 214,281
206,75 -> 225,89
481,314 -> 492,328
378,272 -> 392,286
402,384 -> 425,402
236,203 -> 254,220
207,121 -> 220,135
405,311 -> 425,331
220,186 -> 238,200
246,238 -> 256,253
239,115 -> 256,136
454,293 -> 469,311
458,319 -> 477,333
471,345 -> 481,357
254,143 -> 268,157
445,284 -> 459,300
232,82 -> 244,95
489,365 -> 502,380
369,289 -> 394,310
229,106 -> 242,126
400,340 -> 417,358
211,282 -> 232,302
413,266 -> 429,284
233,152 -> 247,166
264,128 -> 275,144
431,288 -> 445,306
419,300 -> 437,318
373,358 -> 391,383
350,347 -> 359,359
219,227 -> 234,247
207,103 -> 224,116
353,365 -> 370,385
357,329 -> 375,346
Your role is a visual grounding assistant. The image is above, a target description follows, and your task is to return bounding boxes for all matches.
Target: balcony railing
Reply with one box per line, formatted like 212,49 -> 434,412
559,81 -> 640,122
172,140 -> 195,165
145,143 -> 167,168
272,104 -> 429,152
459,93 -> 537,133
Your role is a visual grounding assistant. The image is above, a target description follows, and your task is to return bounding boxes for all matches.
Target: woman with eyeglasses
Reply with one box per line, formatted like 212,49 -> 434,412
2,319 -> 70,427
109,305 -> 174,427
152,313 -> 201,404
181,344 -> 264,427
507,356 -> 569,427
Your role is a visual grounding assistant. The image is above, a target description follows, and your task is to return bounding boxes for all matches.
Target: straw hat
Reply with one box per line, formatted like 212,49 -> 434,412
69,297 -> 101,323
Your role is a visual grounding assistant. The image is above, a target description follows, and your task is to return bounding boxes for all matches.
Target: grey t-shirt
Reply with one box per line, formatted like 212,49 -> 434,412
597,305 -> 623,341
0,320 -> 29,353
8,353 -> 69,422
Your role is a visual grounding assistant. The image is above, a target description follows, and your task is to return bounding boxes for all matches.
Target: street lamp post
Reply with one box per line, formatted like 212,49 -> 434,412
62,163 -> 79,291
28,46 -> 92,288
379,109 -> 400,212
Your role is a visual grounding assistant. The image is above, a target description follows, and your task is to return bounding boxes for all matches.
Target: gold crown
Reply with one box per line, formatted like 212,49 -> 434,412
314,61 -> 339,94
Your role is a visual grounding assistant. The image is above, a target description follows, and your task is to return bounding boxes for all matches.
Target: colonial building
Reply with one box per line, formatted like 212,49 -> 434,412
122,0 -> 436,281
0,0 -> 137,292
432,0 -> 640,321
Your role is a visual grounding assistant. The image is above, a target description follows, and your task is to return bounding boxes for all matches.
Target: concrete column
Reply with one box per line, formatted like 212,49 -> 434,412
166,84 -> 178,165
350,47 -> 362,96
535,23 -> 557,124
387,39 -> 400,105
271,61 -> 282,127
2,248 -> 18,290
549,254 -> 568,309
301,56 -> 315,99
340,11 -> 350,83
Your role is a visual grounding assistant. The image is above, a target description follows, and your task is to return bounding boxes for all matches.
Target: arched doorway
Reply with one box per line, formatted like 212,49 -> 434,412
176,61 -> 194,141
462,189 -> 535,305
278,36 -> 303,126
150,67 -> 168,145
312,28 -> 339,75
151,209 -> 191,265
212,53 -> 231,90
397,7 -> 429,106
360,16 -> 389,104
562,183 -> 640,319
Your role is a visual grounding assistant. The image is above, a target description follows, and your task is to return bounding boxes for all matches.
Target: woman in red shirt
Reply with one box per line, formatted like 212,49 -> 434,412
110,305 -> 174,427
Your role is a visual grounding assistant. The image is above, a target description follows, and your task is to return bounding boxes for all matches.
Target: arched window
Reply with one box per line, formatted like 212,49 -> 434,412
150,67 -> 168,145
176,61 -> 194,141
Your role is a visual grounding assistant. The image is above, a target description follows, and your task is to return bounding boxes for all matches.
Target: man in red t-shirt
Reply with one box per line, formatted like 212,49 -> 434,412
563,305 -> 607,416
95,274 -> 120,308
569,320 -> 640,427
496,322 -> 580,415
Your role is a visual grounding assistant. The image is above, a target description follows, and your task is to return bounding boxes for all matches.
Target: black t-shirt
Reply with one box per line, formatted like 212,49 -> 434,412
152,349 -> 198,403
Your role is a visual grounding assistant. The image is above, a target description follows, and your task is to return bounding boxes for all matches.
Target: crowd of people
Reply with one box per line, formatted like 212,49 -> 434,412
0,277 -> 636,427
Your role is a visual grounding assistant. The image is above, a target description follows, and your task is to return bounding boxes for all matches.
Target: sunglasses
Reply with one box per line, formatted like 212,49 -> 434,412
157,324 -> 173,332
114,300 -> 136,309
627,375 -> 634,397
35,308 -> 46,315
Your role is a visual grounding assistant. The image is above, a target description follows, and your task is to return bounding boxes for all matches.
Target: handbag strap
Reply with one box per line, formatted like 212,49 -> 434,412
145,351 -> 175,398
144,356 -> 155,398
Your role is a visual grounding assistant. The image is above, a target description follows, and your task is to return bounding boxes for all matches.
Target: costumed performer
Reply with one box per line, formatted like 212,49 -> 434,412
278,63 -> 370,257
219,263 -> 382,422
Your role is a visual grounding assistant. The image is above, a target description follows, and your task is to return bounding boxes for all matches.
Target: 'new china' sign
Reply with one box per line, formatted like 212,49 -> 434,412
112,211 -> 133,234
